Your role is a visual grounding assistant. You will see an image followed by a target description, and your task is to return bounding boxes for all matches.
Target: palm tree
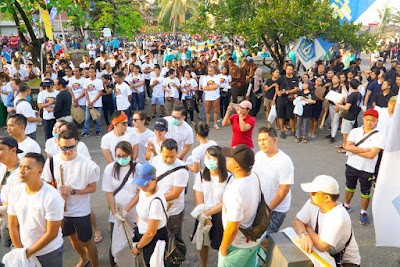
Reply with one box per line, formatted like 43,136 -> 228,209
158,0 -> 197,33
392,9 -> 400,25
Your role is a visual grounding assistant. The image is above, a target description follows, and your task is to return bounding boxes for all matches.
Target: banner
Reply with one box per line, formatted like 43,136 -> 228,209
40,7 -> 54,41
330,0 -> 376,24
49,7 -> 57,24
372,99 -> 400,247
292,37 -> 332,70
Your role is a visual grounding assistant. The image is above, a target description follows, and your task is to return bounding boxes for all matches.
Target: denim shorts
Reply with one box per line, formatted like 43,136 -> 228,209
266,211 -> 287,236
341,119 -> 355,134
151,96 -> 165,105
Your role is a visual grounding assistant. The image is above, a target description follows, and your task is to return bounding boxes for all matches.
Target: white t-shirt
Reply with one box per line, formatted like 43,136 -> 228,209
146,136 -> 163,161
150,156 -> 189,216
180,78 -> 198,98
102,163 -> 139,223
87,44 -> 96,56
0,82 -> 11,105
18,137 -> 41,160
202,75 -> 220,101
150,76 -> 164,98
131,60 -> 142,68
14,97 -> 37,135
136,189 -> 167,234
191,140 -> 217,170
79,62 -> 90,69
83,78 -> 103,107
165,116 -> 194,155
68,77 -> 86,106
346,126 -> 385,173
162,77 -> 180,98
123,59 -> 132,69
134,128 -> 155,164
0,163 -> 20,205
193,172 -> 233,210
161,67 -> 170,77
44,138 -> 91,158
219,74 -> 232,89
253,150 -> 294,213
7,183 -> 64,256
141,63 -> 154,80
37,90 -> 59,120
296,200 -> 361,265
101,128 -> 139,160
115,82 -> 132,111
222,173 -> 261,248
130,73 -> 145,93
42,154 -> 99,217
9,68 -> 28,80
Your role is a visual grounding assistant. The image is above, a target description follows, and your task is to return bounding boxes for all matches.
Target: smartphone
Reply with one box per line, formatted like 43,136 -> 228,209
232,103 -> 238,109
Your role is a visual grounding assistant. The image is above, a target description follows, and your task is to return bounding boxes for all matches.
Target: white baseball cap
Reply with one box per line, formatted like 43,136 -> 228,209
301,175 -> 339,195
377,57 -> 384,61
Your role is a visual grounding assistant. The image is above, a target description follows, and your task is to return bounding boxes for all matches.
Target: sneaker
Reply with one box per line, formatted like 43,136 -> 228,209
360,213 -> 369,226
325,134 -> 331,139
280,131 -> 286,139
96,131 -> 101,137
343,203 -> 352,212
81,133 -> 89,138
213,124 -> 220,130
217,118 -> 223,123
329,137 -> 336,143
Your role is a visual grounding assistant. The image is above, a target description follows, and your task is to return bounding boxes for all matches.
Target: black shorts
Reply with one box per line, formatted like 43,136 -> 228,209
345,164 -> 374,197
191,212 -> 224,250
62,214 -> 92,242
311,101 -> 323,119
276,100 -> 294,119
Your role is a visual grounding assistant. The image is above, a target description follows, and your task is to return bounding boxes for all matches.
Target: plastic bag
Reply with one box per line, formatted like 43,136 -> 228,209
268,104 -> 277,124
111,220 -> 136,267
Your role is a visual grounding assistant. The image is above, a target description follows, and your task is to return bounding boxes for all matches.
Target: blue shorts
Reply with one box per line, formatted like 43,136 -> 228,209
151,96 -> 164,105
266,211 -> 287,236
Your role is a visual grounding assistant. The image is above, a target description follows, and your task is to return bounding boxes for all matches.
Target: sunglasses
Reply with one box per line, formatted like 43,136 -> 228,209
60,145 -> 76,151
132,118 -> 143,122
311,192 -> 326,197
118,121 -> 128,126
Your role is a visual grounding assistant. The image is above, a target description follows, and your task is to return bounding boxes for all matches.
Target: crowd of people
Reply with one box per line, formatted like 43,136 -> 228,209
0,33 -> 397,267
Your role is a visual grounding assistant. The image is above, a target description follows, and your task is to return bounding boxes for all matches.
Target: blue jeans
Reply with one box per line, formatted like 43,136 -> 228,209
131,92 -> 145,111
122,107 -> 132,126
36,246 -> 63,267
84,106 -> 102,134
201,92 -> 206,119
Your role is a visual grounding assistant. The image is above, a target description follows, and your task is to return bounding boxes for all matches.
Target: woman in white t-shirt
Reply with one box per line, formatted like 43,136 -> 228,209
192,146 -> 232,266
102,141 -> 140,267
180,69 -> 199,124
218,66 -> 232,120
187,121 -> 217,173
145,117 -> 168,161
130,65 -> 145,111
131,164 -> 168,266
133,111 -> 155,164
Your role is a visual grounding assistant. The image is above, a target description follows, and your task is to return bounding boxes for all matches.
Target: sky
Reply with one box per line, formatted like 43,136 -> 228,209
356,0 -> 400,25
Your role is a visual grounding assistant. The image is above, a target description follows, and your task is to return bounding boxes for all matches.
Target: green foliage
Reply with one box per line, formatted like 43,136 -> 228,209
185,0 -> 377,68
158,0 -> 198,33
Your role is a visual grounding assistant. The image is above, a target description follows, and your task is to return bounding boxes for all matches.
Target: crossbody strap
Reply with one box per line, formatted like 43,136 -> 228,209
157,165 -> 188,183
354,130 -> 378,147
113,162 -> 137,197
151,196 -> 169,219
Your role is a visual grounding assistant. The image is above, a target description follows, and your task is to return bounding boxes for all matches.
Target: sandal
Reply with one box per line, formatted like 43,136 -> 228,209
302,137 -> 307,143
214,124 -> 221,130
94,233 -> 103,243
295,137 -> 301,143
335,145 -> 344,149
337,149 -> 346,154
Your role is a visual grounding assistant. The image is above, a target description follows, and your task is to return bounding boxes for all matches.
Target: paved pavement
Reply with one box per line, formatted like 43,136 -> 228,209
0,57 -> 399,266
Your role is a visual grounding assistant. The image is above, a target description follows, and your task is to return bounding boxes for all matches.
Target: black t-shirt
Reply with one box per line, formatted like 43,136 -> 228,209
343,91 -> 362,121
277,75 -> 299,102
391,84 -> 399,95
333,62 -> 344,74
298,90 -> 315,118
373,91 -> 395,108
265,78 -> 279,99
370,64 -> 386,73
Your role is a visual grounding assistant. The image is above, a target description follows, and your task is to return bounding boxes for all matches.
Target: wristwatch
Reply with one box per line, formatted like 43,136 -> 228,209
71,189 -> 76,195
301,231 -> 309,238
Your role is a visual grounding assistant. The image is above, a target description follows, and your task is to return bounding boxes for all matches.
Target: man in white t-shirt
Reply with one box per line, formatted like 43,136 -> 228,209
87,40 -> 96,58
114,71 -> 132,126
68,67 -> 86,112
7,114 -> 41,160
202,65 -> 221,130
8,153 -> 64,266
38,79 -> 59,140
219,145 -> 261,267
343,109 -> 384,226
83,67 -> 103,137
165,106 -> 194,159
101,111 -> 139,164
141,55 -> 154,99
293,175 -> 361,266
14,83 -> 42,140
253,127 -> 294,241
150,65 -> 165,117
150,138 -> 189,238
9,61 -> 28,82
42,131 -> 99,267
0,136 -> 22,248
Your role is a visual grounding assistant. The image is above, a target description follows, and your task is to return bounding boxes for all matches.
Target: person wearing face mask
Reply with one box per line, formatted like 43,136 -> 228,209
149,138 -> 189,239
145,118 -> 168,162
133,111 -> 155,164
102,141 -> 139,267
186,121 -> 217,173
192,146 -> 232,267
44,120 -> 66,157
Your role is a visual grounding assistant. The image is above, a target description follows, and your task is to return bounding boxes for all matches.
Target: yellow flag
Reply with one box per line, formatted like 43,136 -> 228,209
41,7 -> 53,41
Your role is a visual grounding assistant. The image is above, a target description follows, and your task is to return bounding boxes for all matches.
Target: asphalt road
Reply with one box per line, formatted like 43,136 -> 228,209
0,57 -> 399,267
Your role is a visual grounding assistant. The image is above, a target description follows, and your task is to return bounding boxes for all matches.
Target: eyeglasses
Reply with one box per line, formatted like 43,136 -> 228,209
60,145 -> 76,151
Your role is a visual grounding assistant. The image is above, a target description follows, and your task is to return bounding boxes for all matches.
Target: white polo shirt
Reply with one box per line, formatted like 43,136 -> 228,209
346,126 -> 385,173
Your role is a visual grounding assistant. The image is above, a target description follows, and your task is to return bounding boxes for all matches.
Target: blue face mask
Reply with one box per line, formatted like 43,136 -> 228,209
204,159 -> 218,170
52,133 -> 59,139
116,157 -> 130,166
172,119 -> 180,126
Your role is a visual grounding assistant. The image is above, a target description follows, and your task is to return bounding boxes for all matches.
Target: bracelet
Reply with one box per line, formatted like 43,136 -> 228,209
136,243 -> 141,250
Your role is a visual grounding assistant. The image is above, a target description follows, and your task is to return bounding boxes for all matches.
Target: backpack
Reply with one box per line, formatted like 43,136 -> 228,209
239,174 -> 272,242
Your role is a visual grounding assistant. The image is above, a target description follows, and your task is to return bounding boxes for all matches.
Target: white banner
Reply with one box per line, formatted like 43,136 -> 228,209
292,37 -> 327,70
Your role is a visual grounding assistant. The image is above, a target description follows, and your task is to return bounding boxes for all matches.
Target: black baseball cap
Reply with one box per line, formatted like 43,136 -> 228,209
154,118 -> 168,131
0,136 -> 23,153
222,144 -> 254,170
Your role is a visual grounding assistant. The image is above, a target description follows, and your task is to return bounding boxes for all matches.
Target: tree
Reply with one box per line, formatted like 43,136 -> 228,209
377,6 -> 394,32
158,0 -> 197,33
185,0 -> 377,69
